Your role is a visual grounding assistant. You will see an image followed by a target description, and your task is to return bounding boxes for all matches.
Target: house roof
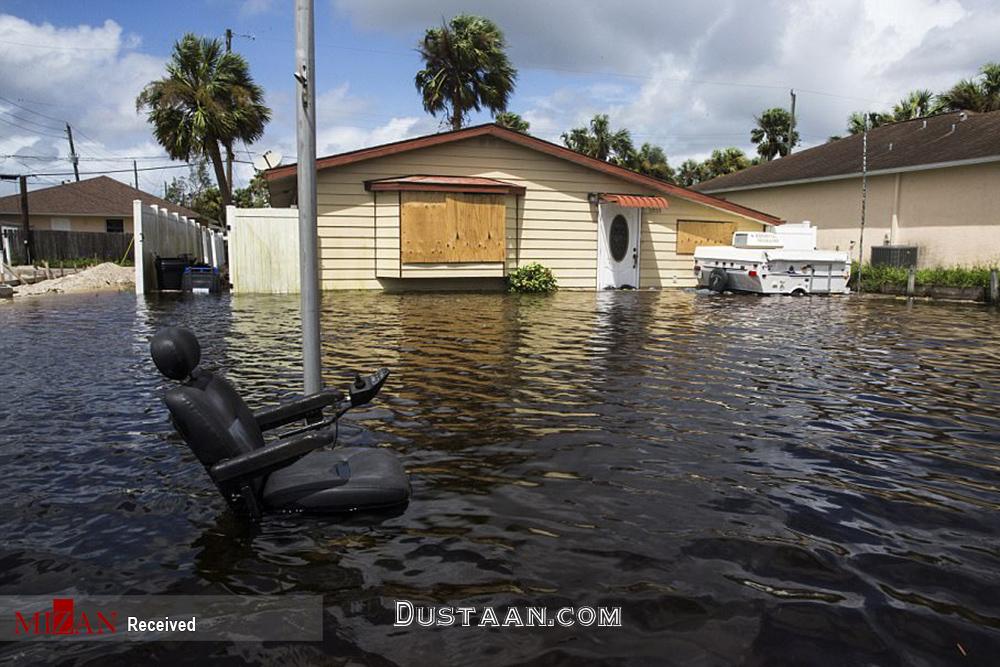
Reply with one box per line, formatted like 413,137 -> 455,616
265,123 -> 782,225
365,175 -> 526,195
695,110 -> 1000,193
0,175 -> 201,220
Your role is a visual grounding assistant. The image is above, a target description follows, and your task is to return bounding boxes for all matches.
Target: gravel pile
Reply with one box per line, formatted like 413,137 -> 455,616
13,262 -> 134,298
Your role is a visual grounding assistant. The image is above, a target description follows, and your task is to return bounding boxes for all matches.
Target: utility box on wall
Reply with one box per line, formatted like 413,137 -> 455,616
871,245 -> 918,268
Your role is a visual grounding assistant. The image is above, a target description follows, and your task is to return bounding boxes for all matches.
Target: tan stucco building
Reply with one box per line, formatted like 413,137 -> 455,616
695,110 -> 1000,268
0,175 -> 200,236
264,124 -> 780,291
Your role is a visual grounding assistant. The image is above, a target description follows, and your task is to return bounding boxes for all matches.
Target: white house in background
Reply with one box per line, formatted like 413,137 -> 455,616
694,110 -> 1000,268
0,176 -> 201,234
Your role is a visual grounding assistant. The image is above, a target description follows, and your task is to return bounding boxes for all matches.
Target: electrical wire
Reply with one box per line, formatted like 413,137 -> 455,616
0,116 -> 66,139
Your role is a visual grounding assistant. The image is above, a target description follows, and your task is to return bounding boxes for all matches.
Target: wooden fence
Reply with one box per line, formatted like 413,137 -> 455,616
1,228 -> 133,265
227,205 -> 299,294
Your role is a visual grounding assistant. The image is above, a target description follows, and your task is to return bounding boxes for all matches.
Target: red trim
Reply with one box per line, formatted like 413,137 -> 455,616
601,194 -> 669,209
266,124 -> 782,225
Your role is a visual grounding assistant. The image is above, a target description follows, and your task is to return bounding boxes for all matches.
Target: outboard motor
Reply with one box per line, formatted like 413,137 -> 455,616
150,326 -> 410,520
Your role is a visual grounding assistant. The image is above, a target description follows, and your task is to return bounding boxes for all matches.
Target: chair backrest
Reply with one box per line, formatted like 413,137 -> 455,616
151,327 -> 266,489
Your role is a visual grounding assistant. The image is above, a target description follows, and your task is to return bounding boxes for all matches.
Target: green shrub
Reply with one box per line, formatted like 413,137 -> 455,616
851,262 -> 994,291
507,263 -> 557,293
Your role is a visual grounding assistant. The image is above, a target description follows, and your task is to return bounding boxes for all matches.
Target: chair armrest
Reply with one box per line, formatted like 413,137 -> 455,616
254,389 -> 344,431
209,431 -> 329,484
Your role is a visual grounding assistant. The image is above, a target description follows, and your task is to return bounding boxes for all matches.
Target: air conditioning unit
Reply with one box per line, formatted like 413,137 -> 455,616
871,245 -> 918,268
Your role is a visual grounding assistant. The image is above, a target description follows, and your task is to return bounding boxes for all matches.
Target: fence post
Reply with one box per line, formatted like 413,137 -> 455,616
906,267 -> 916,297
226,205 -> 237,292
990,269 -> 999,304
133,199 -> 145,294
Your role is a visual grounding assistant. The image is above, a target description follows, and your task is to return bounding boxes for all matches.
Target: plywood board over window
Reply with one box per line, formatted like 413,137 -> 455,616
676,220 -> 736,255
401,191 -> 506,263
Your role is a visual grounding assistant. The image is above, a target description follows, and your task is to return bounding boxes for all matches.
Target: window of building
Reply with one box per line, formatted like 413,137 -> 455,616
106,218 -> 125,234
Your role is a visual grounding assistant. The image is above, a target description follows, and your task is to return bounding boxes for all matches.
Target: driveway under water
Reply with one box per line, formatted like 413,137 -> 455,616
1,290 -> 998,665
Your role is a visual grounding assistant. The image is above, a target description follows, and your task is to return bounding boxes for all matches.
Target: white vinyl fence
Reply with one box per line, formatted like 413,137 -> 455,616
133,199 -> 224,294
227,205 -> 299,294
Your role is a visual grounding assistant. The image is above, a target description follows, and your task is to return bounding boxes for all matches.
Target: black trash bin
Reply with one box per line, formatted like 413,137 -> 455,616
155,255 -> 193,291
181,265 -> 222,294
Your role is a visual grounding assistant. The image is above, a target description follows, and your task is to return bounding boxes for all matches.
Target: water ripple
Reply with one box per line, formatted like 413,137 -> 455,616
1,290 -> 999,664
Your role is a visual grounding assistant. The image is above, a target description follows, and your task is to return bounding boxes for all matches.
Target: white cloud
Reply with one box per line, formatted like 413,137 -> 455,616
240,0 -> 274,17
333,0 -> 997,165
0,14 -> 170,190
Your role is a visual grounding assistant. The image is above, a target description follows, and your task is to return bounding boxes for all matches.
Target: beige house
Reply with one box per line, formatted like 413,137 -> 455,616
0,175 -> 201,235
695,110 -> 1000,268
264,123 -> 780,290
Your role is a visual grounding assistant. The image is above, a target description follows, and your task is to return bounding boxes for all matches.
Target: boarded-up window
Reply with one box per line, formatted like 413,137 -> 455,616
400,191 -> 506,263
676,221 -> 736,255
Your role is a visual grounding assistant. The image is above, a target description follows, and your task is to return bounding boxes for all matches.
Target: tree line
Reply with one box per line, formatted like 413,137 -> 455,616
836,62 -> 1000,139
134,15 -> 1000,223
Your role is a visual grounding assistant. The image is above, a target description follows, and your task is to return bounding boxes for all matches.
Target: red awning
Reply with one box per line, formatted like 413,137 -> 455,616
364,175 -> 526,195
600,193 -> 669,209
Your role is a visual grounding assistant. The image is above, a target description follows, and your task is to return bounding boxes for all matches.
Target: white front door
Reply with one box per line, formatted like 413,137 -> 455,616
597,203 -> 640,289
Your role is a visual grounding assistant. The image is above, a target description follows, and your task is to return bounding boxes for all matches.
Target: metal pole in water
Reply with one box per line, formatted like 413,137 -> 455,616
907,267 -> 916,297
990,269 -> 999,304
295,0 -> 322,392
857,119 -> 868,294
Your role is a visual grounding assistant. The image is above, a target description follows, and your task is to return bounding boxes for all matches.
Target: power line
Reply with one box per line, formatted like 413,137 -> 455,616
0,94 -> 67,124
0,110 -> 64,133
0,38 -> 121,52
250,31 -> 889,105
0,154 -> 175,161
31,163 -> 191,177
0,116 -> 66,139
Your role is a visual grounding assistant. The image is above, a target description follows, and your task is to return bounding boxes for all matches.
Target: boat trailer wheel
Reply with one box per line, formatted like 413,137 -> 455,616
708,268 -> 729,292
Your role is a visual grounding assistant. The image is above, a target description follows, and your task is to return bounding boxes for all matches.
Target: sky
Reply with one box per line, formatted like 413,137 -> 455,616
1,0 -> 997,197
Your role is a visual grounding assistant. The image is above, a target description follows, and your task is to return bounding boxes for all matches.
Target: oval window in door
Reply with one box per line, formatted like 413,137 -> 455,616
609,215 -> 629,262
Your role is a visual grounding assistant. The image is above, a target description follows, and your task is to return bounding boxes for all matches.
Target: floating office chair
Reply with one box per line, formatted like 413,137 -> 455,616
150,327 -> 410,520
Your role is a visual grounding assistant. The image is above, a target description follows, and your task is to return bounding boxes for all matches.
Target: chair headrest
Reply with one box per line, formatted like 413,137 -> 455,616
151,327 -> 201,380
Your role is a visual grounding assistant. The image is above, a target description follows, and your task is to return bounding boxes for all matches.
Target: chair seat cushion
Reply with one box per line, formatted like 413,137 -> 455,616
262,447 -> 410,512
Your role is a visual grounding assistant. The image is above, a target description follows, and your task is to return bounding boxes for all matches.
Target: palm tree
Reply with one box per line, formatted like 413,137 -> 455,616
494,111 -> 530,133
136,34 -> 270,206
847,111 -> 888,135
938,62 -> 1000,112
677,159 -> 709,187
890,89 -> 937,121
415,15 -> 517,130
750,107 -> 799,161
631,143 -> 674,181
561,114 -> 635,166
703,147 -> 751,179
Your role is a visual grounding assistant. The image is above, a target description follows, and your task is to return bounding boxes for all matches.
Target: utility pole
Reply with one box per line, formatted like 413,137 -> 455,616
65,124 -> 80,182
133,160 -> 139,190
788,89 -> 797,156
225,29 -> 233,201
19,175 -> 32,264
295,0 -> 322,393
857,118 -> 869,294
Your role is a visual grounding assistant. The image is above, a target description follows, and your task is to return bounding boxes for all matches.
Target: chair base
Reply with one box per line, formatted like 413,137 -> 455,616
262,447 -> 410,513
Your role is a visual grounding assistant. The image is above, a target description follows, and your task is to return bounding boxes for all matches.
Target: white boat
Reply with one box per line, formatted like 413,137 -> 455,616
693,221 -> 851,295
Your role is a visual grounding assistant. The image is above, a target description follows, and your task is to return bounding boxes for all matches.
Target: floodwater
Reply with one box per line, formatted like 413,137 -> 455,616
1,289 -> 999,665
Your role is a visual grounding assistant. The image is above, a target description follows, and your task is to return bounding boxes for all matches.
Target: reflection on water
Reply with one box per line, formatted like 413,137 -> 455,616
1,290 -> 999,664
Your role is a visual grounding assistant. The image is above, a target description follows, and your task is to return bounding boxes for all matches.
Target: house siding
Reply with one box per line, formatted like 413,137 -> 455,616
709,162 -> 1000,267
0,214 -> 134,234
303,135 -> 767,290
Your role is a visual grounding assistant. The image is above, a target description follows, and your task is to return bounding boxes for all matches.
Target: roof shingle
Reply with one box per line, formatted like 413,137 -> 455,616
695,110 -> 1000,193
0,175 -> 201,220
